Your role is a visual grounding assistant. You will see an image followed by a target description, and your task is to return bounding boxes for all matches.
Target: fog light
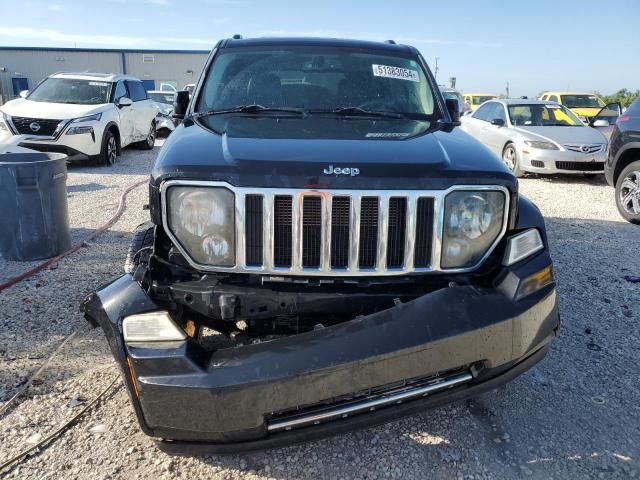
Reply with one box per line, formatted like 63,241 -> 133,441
503,229 -> 543,266
517,265 -> 554,300
122,311 -> 186,343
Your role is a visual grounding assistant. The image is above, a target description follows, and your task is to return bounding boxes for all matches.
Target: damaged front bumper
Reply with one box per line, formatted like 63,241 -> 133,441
82,252 -> 559,453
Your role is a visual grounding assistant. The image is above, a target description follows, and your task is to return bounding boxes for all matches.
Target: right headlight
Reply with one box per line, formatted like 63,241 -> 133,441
441,190 -> 506,269
0,111 -> 9,131
166,186 -> 235,266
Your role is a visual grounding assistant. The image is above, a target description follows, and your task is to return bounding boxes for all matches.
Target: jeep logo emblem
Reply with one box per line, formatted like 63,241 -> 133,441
323,165 -> 360,176
29,122 -> 41,133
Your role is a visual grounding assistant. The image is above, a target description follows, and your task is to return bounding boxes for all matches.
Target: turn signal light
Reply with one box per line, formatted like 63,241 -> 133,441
503,229 -> 544,266
516,265 -> 554,300
122,311 -> 186,343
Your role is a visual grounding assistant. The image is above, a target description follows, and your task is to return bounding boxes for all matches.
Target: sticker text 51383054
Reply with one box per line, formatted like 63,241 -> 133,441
372,64 -> 420,82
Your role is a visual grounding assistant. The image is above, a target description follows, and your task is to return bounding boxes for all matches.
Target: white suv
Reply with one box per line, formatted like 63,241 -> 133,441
0,72 -> 158,165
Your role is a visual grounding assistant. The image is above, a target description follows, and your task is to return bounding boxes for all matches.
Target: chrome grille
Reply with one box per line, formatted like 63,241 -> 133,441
564,144 -> 604,154
161,182 -> 510,276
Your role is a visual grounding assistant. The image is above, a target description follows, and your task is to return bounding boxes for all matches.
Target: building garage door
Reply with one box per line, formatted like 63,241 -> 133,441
141,80 -> 155,92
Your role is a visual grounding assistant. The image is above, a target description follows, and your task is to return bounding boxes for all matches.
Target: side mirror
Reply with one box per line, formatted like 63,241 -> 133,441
173,90 -> 190,119
19,90 -> 29,99
491,118 -> 505,127
445,98 -> 460,125
118,97 -> 133,108
592,119 -> 610,128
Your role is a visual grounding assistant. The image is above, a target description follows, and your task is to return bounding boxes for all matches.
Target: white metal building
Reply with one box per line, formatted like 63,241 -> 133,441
0,47 -> 209,104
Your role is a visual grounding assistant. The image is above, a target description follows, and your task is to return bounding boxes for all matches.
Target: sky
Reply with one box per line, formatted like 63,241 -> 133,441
0,0 -> 638,97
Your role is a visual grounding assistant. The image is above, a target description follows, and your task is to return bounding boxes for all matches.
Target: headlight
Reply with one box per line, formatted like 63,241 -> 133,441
66,126 -> 94,135
524,140 -> 558,150
166,186 -> 235,266
442,190 -> 506,269
72,113 -> 102,123
0,111 -> 9,131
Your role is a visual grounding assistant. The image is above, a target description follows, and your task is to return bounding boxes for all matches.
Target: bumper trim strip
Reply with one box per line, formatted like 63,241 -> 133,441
267,372 -> 472,432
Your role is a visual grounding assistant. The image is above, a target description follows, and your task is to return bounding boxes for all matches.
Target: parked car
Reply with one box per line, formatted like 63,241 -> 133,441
539,91 -> 606,123
82,36 -> 559,452
0,73 -> 157,165
605,97 -> 640,224
148,90 -> 176,135
460,99 -> 609,176
184,83 -> 196,96
440,87 -> 471,116
463,93 -> 498,111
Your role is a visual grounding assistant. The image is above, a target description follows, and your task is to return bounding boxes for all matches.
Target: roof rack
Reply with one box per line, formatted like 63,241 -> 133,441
384,40 -> 396,44
232,34 -> 243,40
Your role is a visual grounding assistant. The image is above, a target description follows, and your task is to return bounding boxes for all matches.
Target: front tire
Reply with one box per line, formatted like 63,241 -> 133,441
99,129 -> 118,166
502,143 -> 523,177
140,122 -> 156,150
615,160 -> 640,224
124,222 -> 154,274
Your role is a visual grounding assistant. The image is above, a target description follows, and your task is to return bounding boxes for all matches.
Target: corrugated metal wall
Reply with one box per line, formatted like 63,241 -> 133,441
0,48 -> 209,104
123,52 -> 207,91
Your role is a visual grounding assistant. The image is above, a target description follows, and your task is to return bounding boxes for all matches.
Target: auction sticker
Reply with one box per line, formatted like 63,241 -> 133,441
372,64 -> 419,82
89,81 -> 109,87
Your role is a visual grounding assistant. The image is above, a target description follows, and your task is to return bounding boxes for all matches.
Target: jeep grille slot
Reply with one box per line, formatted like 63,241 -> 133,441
414,197 -> 435,267
358,197 -> 379,268
245,195 -> 263,266
273,195 -> 293,267
330,196 -> 351,268
387,197 -> 407,268
302,196 -> 322,267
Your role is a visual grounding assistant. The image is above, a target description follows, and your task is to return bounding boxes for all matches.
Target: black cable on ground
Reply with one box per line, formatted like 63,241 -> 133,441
0,331 -> 79,418
0,376 -> 120,473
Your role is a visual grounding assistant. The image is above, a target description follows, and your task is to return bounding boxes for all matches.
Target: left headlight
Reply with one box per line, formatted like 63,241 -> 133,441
441,190 -> 506,269
524,140 -> 558,150
72,113 -> 102,123
166,186 -> 235,266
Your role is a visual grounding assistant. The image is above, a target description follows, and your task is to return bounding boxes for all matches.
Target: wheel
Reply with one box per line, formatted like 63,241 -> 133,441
139,122 -> 156,150
99,129 -> 118,166
502,143 -> 523,177
615,160 -> 640,224
124,222 -> 154,274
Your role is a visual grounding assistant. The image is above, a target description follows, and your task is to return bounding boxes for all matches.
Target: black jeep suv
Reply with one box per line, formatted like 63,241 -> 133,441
82,37 -> 560,453
605,97 -> 640,224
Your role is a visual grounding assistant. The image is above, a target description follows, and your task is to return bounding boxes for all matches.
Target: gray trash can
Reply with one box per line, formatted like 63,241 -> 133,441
0,149 -> 71,261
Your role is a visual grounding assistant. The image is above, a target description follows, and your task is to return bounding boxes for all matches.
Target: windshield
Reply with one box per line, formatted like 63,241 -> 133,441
28,78 -> 112,105
196,46 -> 436,117
560,94 -> 605,109
508,103 -> 584,127
472,95 -> 496,105
149,92 -> 175,104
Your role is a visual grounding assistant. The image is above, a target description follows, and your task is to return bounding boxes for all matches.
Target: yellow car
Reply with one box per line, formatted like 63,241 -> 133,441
538,91 -> 606,122
463,93 -> 498,111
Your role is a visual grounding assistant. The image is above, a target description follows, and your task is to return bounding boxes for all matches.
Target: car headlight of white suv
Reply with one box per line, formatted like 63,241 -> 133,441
0,111 -> 9,131
166,186 -> 235,266
66,113 -> 102,135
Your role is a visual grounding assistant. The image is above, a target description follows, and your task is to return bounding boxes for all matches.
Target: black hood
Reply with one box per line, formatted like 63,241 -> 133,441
151,116 -> 517,191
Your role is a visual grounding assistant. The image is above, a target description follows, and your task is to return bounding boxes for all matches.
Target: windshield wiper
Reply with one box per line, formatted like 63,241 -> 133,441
193,104 -> 307,118
307,106 -> 407,119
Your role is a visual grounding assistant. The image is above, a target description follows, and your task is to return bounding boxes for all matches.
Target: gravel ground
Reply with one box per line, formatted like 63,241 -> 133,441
0,150 -> 639,479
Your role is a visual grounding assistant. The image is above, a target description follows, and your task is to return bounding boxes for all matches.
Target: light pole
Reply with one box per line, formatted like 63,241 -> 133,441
434,56 -> 440,81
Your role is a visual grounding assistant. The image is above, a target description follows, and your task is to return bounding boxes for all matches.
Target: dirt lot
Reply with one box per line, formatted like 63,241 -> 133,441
0,143 -> 639,480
